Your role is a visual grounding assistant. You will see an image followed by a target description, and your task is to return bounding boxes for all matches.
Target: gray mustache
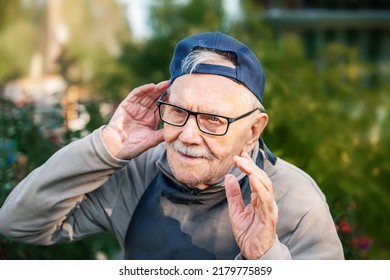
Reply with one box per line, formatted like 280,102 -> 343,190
170,141 -> 214,160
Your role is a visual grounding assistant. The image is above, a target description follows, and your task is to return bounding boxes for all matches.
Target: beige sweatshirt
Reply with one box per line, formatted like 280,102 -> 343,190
0,127 -> 344,259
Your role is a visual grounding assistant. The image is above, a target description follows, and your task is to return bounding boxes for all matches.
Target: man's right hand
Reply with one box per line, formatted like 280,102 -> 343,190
102,81 -> 170,159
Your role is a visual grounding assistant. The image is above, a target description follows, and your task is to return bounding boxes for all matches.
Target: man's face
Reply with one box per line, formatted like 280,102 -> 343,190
164,73 -> 263,189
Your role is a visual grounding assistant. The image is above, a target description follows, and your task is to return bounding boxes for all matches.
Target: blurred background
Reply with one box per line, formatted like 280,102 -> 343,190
0,0 -> 389,260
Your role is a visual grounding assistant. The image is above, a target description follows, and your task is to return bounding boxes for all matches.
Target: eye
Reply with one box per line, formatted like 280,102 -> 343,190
173,107 -> 186,114
205,115 -> 224,124
167,105 -> 187,118
210,115 -> 221,122
170,107 -> 187,118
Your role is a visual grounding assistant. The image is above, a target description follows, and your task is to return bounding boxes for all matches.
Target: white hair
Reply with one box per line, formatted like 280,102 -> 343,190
181,48 -> 265,112
181,49 -> 236,74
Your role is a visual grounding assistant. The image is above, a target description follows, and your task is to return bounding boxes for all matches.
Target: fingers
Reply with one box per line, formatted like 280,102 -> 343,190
227,154 -> 278,260
234,152 -> 277,219
130,80 -> 170,104
233,152 -> 273,193
224,174 -> 245,215
156,80 -> 170,91
115,81 -> 169,117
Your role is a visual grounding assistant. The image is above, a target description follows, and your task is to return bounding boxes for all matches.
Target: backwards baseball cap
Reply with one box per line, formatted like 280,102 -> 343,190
169,31 -> 276,165
169,31 -> 266,103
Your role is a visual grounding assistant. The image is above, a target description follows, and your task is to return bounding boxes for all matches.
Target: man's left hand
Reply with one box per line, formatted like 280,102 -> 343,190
224,152 -> 278,259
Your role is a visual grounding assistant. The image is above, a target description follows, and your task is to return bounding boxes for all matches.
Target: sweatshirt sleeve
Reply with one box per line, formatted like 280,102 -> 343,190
235,236 -> 292,260
259,202 -> 344,260
282,201 -> 345,260
0,127 -> 129,245
235,201 -> 344,260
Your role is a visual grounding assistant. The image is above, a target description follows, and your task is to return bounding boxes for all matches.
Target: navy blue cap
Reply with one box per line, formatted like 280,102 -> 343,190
169,32 -> 276,165
169,32 -> 266,103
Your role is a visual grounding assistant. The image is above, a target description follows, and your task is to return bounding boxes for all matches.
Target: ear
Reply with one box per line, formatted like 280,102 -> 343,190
243,113 -> 268,152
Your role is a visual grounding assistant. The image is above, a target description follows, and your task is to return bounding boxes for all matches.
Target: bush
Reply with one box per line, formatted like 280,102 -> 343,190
261,35 -> 389,259
0,98 -> 120,259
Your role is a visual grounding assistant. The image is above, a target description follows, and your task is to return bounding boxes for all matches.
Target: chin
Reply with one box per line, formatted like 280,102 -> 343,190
171,166 -> 226,190
167,149 -> 229,189
171,167 -> 204,187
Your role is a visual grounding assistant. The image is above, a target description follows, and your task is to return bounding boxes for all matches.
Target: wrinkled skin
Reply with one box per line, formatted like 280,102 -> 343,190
102,74 -> 277,259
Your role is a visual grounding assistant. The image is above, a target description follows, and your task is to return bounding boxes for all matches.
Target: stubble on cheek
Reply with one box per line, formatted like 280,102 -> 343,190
166,147 -> 234,189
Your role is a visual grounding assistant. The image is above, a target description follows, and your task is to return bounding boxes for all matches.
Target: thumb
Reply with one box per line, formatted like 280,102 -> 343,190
225,174 -> 245,215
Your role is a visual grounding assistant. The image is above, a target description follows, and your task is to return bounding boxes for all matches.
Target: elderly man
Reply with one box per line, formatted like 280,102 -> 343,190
0,32 -> 344,259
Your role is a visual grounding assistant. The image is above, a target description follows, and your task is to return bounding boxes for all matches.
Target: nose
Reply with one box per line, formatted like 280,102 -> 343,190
178,116 -> 203,144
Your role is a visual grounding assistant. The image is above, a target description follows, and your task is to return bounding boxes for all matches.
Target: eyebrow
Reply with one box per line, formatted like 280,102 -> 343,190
165,91 -> 226,116
169,100 -> 228,116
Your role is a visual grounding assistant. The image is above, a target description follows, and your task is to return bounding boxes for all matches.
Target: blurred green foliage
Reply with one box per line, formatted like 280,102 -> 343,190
1,0 -> 389,259
0,99 -> 121,259
260,37 -> 389,259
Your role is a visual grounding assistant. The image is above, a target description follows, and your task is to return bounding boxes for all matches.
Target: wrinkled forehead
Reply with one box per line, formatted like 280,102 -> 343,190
165,74 -> 255,113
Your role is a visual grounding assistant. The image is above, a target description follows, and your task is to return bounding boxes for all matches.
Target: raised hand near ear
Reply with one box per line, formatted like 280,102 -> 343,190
102,81 -> 170,159
225,152 -> 278,259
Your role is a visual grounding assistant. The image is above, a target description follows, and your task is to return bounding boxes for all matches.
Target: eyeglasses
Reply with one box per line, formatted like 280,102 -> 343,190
156,92 -> 261,136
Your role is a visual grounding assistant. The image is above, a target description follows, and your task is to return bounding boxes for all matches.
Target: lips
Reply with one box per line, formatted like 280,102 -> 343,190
178,150 -> 205,160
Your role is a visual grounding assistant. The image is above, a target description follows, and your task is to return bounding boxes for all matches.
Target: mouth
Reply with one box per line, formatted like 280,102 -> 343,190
177,150 -> 207,161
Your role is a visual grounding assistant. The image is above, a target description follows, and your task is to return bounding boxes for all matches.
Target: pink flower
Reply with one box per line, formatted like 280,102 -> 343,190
359,236 -> 372,250
339,220 -> 352,233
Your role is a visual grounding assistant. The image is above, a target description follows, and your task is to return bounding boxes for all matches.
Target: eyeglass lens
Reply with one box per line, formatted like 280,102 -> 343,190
159,103 -> 229,135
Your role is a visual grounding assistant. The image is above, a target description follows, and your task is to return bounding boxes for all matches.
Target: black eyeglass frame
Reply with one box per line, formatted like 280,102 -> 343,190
156,92 -> 262,136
